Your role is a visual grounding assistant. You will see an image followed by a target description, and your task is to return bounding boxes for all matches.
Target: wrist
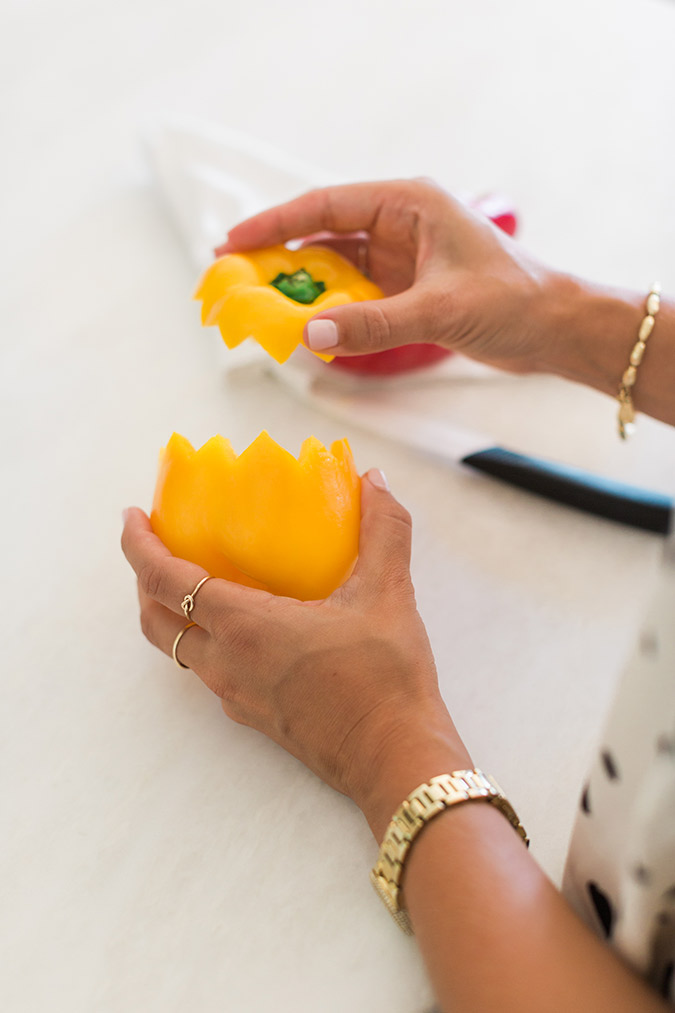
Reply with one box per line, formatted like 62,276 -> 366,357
351,709 -> 474,842
533,272 -> 644,396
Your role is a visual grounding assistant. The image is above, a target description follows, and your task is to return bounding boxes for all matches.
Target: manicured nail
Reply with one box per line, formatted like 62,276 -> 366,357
305,319 -> 339,351
367,468 -> 390,491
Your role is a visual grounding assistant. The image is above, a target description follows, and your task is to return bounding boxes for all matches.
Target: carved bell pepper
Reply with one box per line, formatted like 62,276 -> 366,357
194,244 -> 383,364
151,431 -> 361,601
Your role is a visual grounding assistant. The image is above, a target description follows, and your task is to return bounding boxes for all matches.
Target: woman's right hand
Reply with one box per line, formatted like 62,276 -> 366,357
216,179 -> 558,374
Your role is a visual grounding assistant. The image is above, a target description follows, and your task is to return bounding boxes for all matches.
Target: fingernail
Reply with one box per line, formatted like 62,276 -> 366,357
367,468 -> 390,491
122,508 -> 131,525
305,319 -> 339,351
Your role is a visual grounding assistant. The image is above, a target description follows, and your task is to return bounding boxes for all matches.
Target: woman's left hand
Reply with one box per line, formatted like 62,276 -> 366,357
121,469 -> 471,829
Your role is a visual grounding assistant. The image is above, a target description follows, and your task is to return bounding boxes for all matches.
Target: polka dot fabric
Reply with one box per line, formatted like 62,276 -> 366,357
564,542 -> 675,1003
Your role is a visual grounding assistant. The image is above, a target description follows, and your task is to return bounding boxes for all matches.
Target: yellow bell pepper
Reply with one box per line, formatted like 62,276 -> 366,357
151,431 -> 361,601
194,244 -> 383,365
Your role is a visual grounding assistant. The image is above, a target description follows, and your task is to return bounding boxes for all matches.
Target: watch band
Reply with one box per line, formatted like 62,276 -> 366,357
370,768 -> 529,935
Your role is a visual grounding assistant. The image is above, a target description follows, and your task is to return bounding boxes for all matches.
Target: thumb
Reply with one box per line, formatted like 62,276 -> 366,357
349,469 -> 413,598
304,288 -> 447,356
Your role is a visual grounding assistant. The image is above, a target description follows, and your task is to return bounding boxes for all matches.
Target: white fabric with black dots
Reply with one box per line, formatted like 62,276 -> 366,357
564,540 -> 675,1004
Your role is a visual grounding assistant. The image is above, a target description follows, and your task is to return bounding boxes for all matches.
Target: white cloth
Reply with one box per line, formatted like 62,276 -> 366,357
564,539 -> 675,1003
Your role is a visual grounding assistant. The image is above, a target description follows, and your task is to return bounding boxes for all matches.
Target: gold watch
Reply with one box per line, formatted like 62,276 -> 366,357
370,768 -> 529,935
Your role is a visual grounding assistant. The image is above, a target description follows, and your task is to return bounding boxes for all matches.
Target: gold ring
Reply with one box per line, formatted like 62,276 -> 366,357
180,574 -> 212,622
172,621 -> 196,669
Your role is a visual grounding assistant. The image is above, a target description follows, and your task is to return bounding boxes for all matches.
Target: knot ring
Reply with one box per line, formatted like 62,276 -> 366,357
180,575 -> 212,622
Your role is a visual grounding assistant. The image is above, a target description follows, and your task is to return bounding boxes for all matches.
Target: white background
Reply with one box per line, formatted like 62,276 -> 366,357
2,1 -> 675,1011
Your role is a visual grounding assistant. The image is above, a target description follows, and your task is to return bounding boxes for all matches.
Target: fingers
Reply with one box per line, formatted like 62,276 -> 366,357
216,183 -> 389,254
297,232 -> 370,273
348,470 -> 413,598
138,587 -> 211,672
304,286 -> 448,356
121,507 -> 225,633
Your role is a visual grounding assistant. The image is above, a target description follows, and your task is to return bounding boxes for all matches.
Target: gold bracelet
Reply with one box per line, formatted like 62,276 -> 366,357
369,769 -> 529,935
617,283 -> 661,440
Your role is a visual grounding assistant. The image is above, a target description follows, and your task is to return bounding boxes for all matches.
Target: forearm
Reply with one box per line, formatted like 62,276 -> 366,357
535,274 -> 675,427
358,738 -> 669,1012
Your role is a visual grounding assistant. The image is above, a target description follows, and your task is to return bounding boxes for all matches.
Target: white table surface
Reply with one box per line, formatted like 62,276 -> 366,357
3,1 -> 675,1011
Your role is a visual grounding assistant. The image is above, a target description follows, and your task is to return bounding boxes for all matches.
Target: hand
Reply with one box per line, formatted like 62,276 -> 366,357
121,470 -> 471,828
216,179 -> 556,374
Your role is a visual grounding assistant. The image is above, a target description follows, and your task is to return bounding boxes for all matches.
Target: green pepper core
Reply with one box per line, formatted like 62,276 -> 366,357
270,269 -> 326,305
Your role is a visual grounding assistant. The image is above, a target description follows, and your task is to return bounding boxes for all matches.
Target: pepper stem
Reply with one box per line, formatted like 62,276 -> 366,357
270,269 -> 326,305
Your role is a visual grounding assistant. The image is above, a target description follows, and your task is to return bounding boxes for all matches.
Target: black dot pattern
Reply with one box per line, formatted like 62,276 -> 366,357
601,750 -> 620,780
587,881 -> 615,939
563,562 -> 675,1004
632,864 -> 652,886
